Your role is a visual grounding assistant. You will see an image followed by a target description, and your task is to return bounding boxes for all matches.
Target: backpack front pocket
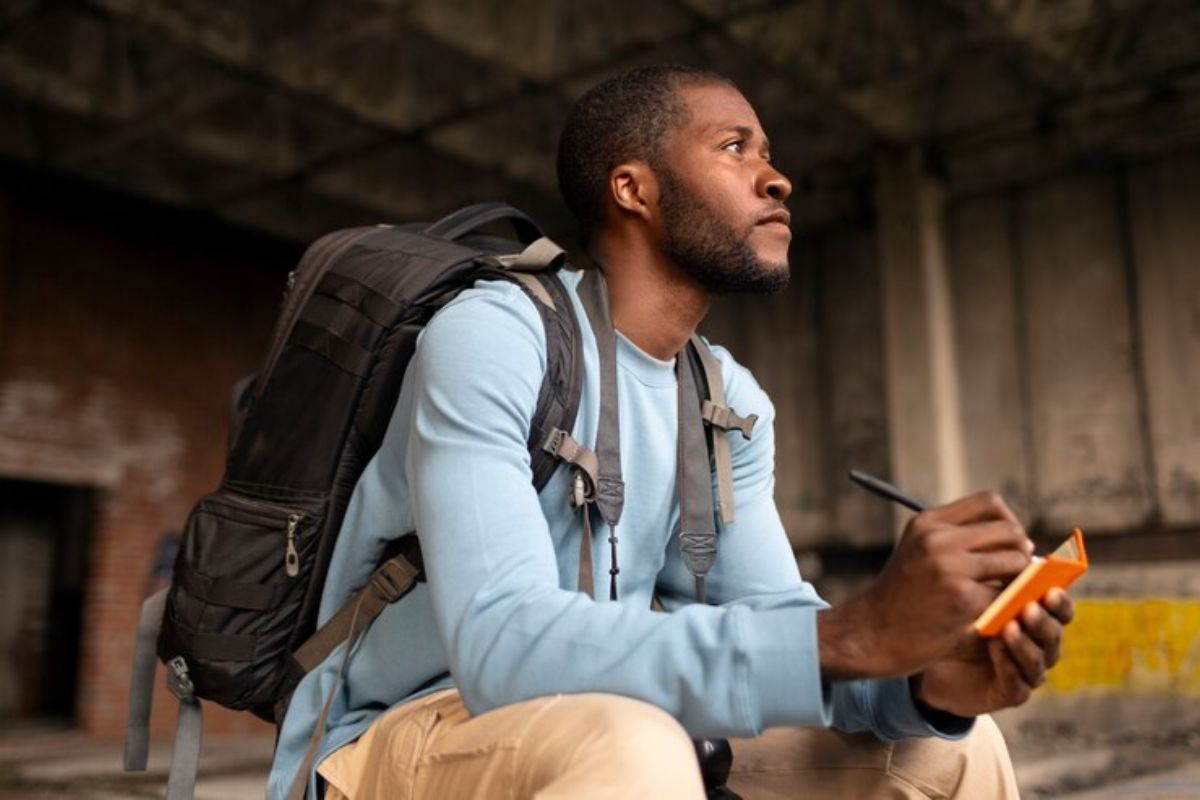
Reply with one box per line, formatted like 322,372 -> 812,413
160,489 -> 326,712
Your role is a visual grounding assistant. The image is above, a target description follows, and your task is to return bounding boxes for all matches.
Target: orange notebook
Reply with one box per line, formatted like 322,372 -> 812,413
973,528 -> 1088,637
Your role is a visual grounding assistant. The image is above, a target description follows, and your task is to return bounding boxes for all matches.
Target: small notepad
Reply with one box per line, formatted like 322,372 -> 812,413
974,528 -> 1088,637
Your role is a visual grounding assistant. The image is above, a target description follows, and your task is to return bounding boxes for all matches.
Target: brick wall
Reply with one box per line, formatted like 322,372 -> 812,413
0,182 -> 297,738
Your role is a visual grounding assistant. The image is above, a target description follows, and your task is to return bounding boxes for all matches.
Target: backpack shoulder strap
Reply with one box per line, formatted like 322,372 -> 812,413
507,270 -> 585,493
687,336 -> 758,526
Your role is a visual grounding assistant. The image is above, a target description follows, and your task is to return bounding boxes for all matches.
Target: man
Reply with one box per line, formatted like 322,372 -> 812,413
268,65 -> 1073,799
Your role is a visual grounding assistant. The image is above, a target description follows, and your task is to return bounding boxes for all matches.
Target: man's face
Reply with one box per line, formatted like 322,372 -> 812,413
655,83 -> 793,294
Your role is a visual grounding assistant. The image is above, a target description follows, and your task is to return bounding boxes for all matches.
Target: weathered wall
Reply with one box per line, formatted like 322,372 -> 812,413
947,154 -> 1200,535
0,188 -> 286,737
707,149 -> 1200,561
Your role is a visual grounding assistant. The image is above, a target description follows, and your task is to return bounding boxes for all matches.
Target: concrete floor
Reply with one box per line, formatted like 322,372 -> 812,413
2,720 -> 1199,799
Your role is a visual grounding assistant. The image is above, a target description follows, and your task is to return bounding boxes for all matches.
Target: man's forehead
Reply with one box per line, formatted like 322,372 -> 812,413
676,83 -> 765,140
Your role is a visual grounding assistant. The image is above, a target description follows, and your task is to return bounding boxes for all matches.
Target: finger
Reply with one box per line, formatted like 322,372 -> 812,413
1042,588 -> 1075,625
988,635 -> 1031,706
963,546 -> 1034,582
925,491 -> 1022,527
933,518 -> 1033,557
961,582 -> 1006,622
1002,620 -> 1047,687
1019,601 -> 1063,669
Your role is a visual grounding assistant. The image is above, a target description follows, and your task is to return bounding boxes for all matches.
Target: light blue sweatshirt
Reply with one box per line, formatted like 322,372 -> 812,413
266,268 -> 970,799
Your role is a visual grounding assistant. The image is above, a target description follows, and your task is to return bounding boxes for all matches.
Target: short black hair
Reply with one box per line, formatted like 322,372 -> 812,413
556,64 -> 736,246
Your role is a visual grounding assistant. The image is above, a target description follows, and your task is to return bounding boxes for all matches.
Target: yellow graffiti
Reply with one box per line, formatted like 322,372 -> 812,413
1046,599 -> 1200,694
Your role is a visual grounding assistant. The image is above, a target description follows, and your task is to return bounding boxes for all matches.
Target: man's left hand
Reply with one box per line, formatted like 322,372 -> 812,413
911,588 -> 1075,718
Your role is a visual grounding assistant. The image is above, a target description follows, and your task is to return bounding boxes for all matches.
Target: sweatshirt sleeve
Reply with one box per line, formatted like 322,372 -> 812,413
652,343 -> 972,740
406,283 -> 827,738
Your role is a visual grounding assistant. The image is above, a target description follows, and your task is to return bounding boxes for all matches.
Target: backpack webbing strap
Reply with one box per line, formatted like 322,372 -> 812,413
577,268 -> 625,600
124,588 -> 166,771
577,269 -> 625,528
496,237 -> 567,272
291,552 -> 422,675
165,690 -> 202,800
677,348 -> 718,603
690,337 -> 757,526
124,589 -> 205,800
542,426 -> 602,597
286,553 -> 422,800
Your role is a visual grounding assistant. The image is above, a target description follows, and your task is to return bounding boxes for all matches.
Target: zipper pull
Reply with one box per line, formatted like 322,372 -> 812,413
166,656 -> 195,701
285,513 -> 302,577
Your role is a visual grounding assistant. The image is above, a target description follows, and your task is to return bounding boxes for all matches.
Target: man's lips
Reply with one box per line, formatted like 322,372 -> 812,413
756,209 -> 791,230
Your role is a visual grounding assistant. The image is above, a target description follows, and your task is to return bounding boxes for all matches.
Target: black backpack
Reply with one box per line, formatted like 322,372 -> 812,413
124,202 -> 754,799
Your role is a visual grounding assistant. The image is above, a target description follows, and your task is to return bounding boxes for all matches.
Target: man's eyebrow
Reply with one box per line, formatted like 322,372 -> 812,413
712,124 -> 769,151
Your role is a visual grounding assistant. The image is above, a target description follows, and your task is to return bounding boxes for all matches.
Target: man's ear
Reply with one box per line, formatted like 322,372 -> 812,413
609,161 -> 659,224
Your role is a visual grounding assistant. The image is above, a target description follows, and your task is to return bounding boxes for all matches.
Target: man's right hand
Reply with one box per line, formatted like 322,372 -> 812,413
817,491 -> 1034,681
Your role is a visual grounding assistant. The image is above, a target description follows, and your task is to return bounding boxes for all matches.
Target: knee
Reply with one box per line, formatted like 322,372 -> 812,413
533,693 -> 701,788
553,693 -> 695,764
891,714 -> 1019,799
961,714 -> 1016,775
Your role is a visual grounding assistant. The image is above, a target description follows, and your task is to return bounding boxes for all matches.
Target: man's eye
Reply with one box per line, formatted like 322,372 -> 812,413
723,140 -> 744,154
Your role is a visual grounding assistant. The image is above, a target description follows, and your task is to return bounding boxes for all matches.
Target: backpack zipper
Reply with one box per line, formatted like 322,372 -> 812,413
285,513 -> 302,577
208,494 -> 308,576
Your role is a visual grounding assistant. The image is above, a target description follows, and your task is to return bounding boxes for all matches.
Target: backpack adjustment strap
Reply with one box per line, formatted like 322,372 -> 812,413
164,655 -> 203,800
542,427 -> 600,504
291,552 -> 422,676
542,427 -> 602,597
494,237 -> 567,272
700,400 -> 758,440
690,337 -> 741,527
125,588 -> 167,773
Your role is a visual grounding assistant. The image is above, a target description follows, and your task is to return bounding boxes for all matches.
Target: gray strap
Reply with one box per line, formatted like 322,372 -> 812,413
165,696 -> 202,800
576,269 -> 625,527
495,237 -> 567,272
691,337 -> 754,525
540,429 -> 600,597
677,351 -> 718,603
542,428 -> 599,497
124,588 -> 166,772
701,400 -> 757,439
578,500 -> 596,599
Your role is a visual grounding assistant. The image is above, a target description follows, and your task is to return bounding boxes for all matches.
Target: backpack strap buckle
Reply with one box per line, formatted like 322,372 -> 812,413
166,656 -> 195,702
542,428 -> 600,506
370,557 -> 420,604
701,400 -> 758,440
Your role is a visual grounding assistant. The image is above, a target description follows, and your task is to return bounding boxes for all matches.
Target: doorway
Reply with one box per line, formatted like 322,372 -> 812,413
0,478 -> 95,722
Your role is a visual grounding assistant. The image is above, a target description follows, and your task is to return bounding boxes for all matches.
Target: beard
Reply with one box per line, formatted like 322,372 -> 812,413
658,169 -> 791,295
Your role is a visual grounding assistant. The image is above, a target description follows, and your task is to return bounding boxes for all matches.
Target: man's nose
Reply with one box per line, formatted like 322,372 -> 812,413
758,163 -> 792,202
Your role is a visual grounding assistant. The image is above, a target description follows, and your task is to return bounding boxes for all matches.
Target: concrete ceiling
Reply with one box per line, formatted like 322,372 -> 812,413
1,0 -> 1198,243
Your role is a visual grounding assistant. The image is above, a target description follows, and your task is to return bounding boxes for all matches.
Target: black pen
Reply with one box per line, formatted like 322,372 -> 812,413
848,469 -> 927,512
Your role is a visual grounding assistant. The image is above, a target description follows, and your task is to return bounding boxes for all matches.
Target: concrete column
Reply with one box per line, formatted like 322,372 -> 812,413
0,194 -> 9,360
875,149 -> 965,528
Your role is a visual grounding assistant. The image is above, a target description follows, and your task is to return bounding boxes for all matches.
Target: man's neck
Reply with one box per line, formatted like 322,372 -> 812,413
592,239 -> 710,362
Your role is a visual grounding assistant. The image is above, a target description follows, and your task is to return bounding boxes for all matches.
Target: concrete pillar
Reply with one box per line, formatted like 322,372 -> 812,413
875,149 -> 965,527
0,194 -> 9,350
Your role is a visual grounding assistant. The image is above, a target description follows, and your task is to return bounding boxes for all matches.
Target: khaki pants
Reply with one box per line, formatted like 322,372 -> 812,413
319,689 -> 1019,799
